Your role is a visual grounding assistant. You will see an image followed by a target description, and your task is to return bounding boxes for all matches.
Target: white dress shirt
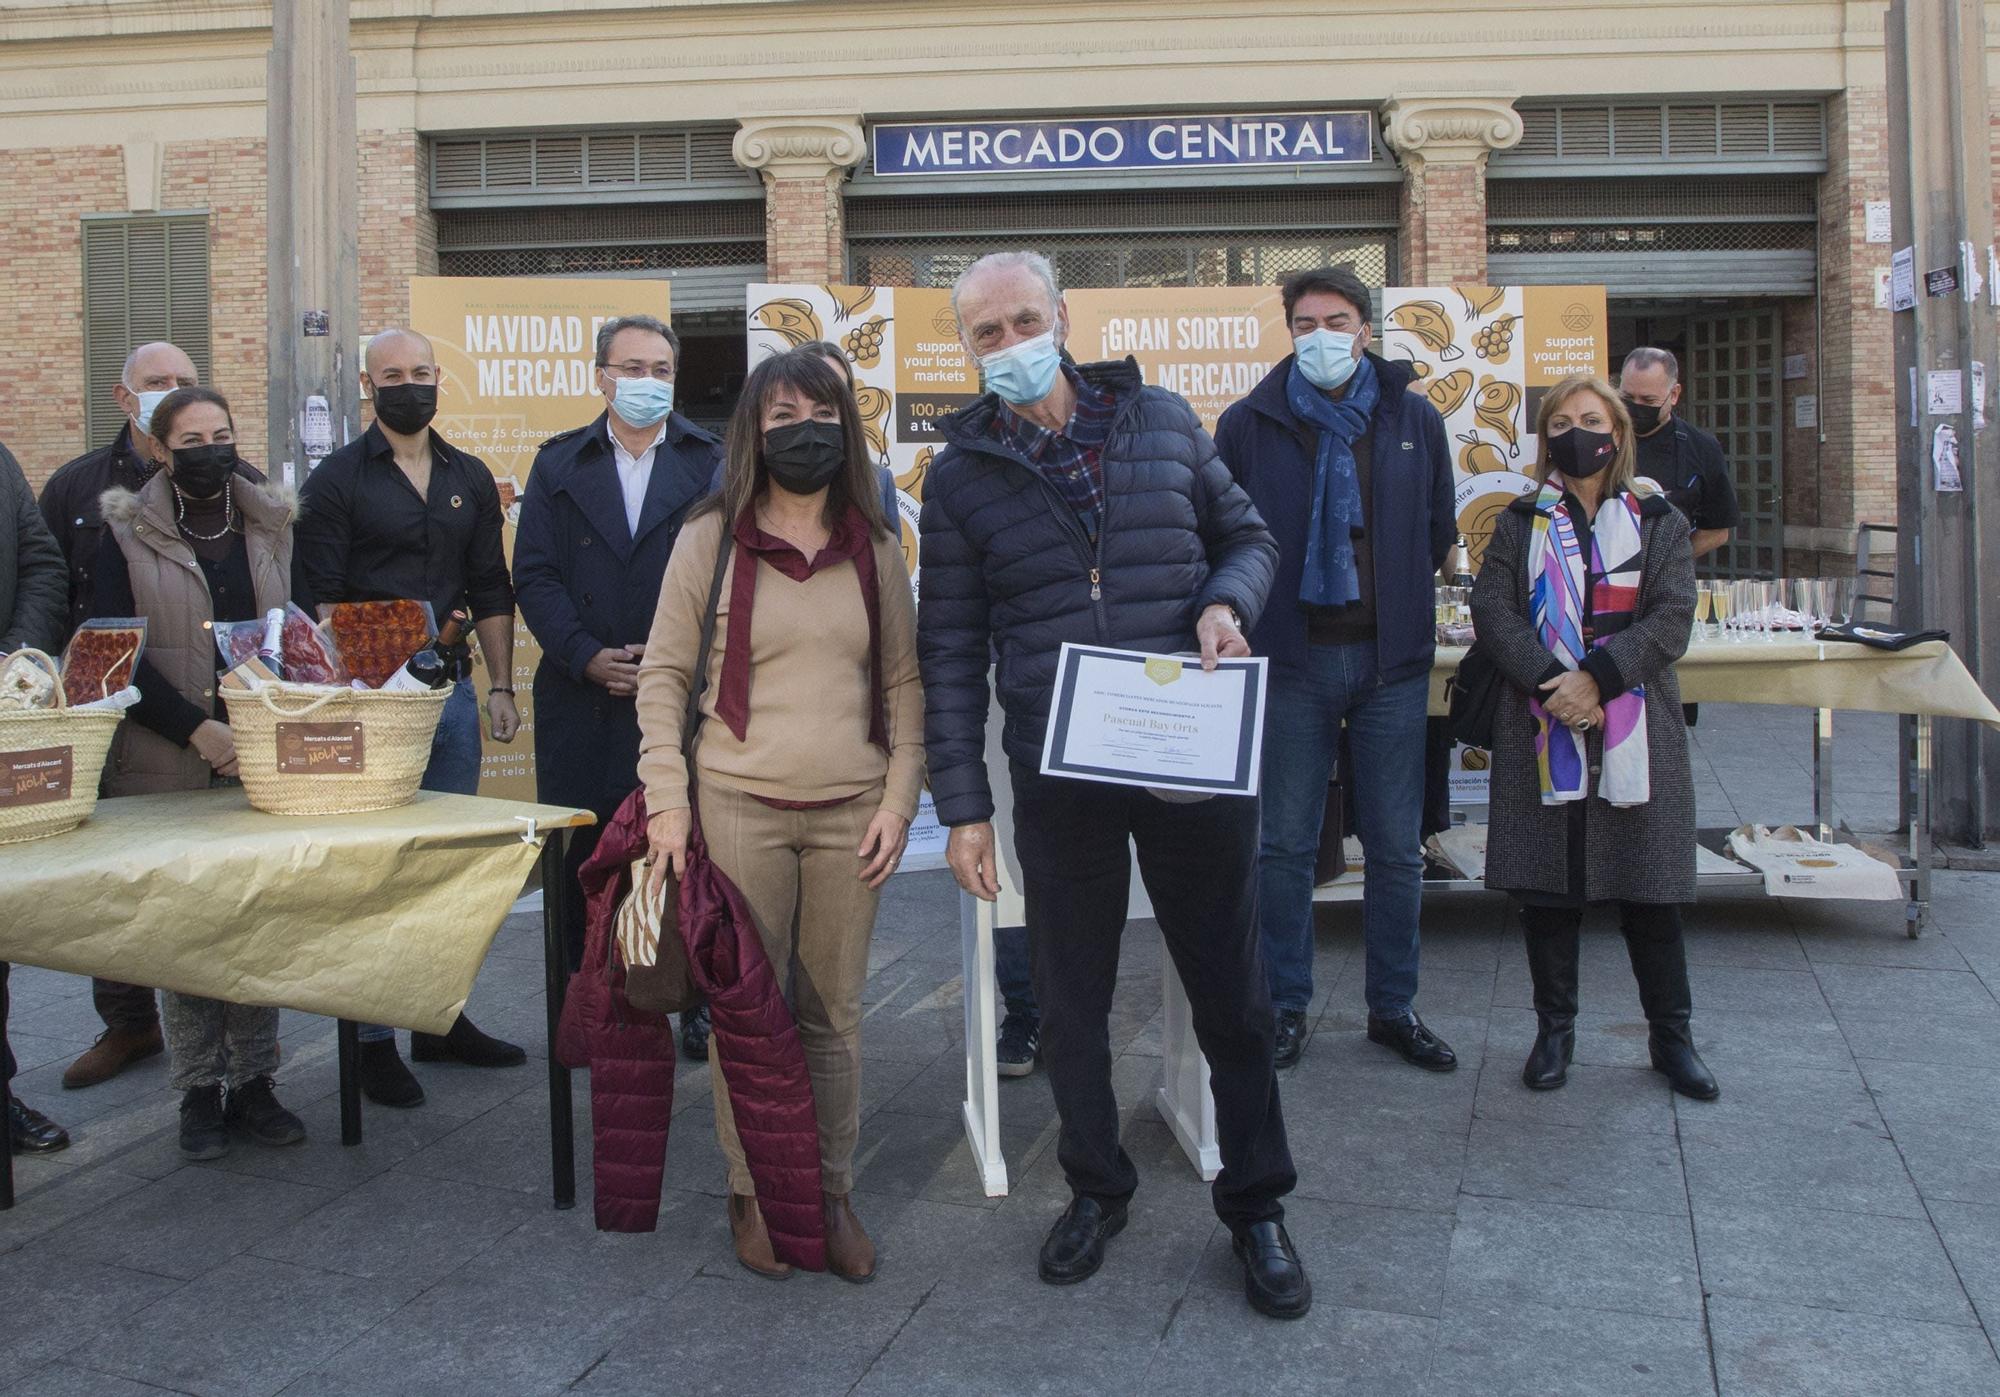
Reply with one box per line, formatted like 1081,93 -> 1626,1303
607,419 -> 667,535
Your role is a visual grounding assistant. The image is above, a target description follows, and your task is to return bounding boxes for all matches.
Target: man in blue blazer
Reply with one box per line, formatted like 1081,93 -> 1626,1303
514,314 -> 721,986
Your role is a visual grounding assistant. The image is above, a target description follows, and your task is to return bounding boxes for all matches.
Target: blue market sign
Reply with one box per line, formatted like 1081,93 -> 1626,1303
870,111 -> 1373,178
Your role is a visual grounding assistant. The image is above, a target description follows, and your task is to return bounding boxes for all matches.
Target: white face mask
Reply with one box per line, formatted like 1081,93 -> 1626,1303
129,388 -> 174,438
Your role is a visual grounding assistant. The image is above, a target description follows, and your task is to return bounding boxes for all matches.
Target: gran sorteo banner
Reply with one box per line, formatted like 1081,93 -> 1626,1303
410,276 -> 672,802
747,281 -> 1607,579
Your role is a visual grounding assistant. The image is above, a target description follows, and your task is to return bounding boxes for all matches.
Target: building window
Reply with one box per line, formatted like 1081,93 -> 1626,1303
82,213 -> 211,446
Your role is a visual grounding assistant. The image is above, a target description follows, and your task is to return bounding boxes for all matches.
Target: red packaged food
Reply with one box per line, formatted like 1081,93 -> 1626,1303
60,618 -> 148,705
328,600 -> 437,689
215,603 -> 350,686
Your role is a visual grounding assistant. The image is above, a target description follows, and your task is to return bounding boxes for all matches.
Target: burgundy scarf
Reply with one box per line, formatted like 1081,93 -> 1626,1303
715,502 -> 888,752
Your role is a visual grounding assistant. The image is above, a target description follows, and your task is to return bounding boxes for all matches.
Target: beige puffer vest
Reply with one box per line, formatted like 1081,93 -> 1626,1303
99,473 -> 297,796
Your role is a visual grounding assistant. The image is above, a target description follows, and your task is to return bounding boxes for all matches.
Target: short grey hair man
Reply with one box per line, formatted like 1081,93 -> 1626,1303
951,251 -> 1060,328
1620,346 -> 1679,383
594,314 -> 679,367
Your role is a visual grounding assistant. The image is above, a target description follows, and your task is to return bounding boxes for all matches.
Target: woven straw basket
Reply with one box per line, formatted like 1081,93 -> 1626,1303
224,681 -> 449,817
0,649 -> 124,845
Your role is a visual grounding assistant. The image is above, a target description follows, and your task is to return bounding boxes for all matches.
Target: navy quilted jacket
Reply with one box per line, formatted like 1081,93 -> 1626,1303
917,358 -> 1278,827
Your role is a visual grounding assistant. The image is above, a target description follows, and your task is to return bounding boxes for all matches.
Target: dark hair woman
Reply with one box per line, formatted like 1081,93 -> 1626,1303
635,350 -> 923,1282
1469,373 -> 1718,1102
92,386 -> 314,1158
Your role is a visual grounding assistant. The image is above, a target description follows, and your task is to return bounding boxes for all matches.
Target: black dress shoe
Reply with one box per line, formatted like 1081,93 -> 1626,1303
679,1002 -> 711,1063
1272,1008 -> 1309,1070
224,1076 -> 307,1147
357,1038 -> 426,1108
1366,1012 -> 1458,1072
1038,1196 -> 1127,1285
410,1013 -> 526,1068
1231,1220 -> 1312,1319
8,1098 -> 70,1154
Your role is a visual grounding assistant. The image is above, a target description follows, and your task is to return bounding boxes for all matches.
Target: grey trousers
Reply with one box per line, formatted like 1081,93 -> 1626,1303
163,991 -> 280,1091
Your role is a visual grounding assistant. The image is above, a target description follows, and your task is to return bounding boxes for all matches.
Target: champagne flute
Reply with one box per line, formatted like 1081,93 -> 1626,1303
1693,583 -> 1712,642
1756,580 -> 1779,642
1712,580 -> 1736,640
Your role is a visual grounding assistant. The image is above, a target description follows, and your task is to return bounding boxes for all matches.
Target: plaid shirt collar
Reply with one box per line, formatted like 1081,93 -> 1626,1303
991,363 -> 1117,532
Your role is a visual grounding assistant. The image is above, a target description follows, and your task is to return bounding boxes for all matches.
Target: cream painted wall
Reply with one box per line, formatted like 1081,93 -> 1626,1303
0,0 -> 1944,148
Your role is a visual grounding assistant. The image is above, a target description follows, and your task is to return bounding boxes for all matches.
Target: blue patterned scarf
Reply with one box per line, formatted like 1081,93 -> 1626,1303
1287,354 -> 1378,607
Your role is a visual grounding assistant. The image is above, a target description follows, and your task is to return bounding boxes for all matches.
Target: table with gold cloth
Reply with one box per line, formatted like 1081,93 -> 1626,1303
0,788 -> 593,1210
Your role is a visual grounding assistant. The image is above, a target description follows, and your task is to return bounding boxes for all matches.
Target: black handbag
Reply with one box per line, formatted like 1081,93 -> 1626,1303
1445,644 -> 1504,751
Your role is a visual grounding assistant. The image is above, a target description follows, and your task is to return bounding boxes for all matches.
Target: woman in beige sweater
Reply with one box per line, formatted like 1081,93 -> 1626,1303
637,349 -> 923,1283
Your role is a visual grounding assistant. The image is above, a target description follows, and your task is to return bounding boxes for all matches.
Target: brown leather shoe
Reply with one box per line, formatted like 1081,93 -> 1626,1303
728,1193 -> 793,1280
62,1025 -> 164,1089
823,1191 -> 877,1284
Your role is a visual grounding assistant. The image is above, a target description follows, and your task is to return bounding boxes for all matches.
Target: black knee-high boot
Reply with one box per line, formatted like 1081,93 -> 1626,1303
1619,904 -> 1719,1100
1519,905 -> 1581,1090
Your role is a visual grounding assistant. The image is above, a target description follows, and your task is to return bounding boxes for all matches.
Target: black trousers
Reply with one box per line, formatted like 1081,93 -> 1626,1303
2,961 -> 14,1083
1008,763 -> 1296,1229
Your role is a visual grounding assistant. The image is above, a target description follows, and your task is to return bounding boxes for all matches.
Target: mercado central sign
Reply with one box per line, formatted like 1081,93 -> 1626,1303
869,112 -> 1374,177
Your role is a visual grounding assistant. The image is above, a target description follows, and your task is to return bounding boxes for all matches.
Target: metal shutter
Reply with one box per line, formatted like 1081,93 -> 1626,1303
428,128 -> 756,207
1497,101 -> 1827,174
81,214 -> 212,446
845,184 -> 1399,289
1486,175 -> 1818,296
433,201 -> 766,313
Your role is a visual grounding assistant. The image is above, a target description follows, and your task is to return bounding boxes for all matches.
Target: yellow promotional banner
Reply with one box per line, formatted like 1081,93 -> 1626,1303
410,276 -> 672,802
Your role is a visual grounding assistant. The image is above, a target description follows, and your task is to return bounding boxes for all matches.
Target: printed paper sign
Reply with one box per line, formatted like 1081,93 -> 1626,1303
275,721 -> 366,774
1927,370 -> 1964,416
1794,395 -> 1818,428
1864,201 -> 1892,243
1892,248 -> 1917,311
410,276 -> 673,802
0,746 -> 72,808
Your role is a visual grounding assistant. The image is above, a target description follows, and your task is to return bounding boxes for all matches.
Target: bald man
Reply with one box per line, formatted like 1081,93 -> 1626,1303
40,340 -> 222,1089
296,326 -> 525,1108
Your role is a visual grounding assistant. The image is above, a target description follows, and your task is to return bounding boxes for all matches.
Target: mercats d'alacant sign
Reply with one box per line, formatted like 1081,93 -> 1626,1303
870,112 -> 1374,177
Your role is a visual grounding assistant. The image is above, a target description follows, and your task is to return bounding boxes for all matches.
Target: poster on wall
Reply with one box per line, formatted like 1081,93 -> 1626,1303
748,280 -> 1607,842
410,276 -> 672,802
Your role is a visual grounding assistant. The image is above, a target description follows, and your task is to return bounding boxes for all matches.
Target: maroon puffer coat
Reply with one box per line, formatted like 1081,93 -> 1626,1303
570,791 -> 827,1267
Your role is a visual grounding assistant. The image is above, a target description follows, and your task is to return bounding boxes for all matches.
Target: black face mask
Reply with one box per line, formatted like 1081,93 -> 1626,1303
373,382 -> 439,436
1621,397 -> 1664,435
1546,427 -> 1618,480
763,419 -> 846,496
170,443 -> 238,499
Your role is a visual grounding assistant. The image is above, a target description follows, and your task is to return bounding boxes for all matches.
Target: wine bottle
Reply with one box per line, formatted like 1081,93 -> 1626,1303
1449,534 -> 1476,589
257,608 -> 288,682
380,609 -> 471,692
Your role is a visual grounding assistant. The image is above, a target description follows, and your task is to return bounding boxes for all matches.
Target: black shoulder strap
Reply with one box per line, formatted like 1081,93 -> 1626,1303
680,519 -> 733,787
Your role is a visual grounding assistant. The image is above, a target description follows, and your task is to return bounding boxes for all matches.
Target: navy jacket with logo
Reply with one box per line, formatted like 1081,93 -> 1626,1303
1214,352 -> 1455,684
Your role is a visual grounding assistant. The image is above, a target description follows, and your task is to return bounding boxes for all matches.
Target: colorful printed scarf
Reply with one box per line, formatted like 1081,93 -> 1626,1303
1525,475 -> 1650,807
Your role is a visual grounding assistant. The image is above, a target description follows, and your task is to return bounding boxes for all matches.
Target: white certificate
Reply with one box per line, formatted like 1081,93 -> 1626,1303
1039,644 -> 1267,796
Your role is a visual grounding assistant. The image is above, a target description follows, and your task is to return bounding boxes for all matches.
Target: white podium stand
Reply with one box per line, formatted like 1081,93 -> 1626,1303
957,683 -> 1220,1196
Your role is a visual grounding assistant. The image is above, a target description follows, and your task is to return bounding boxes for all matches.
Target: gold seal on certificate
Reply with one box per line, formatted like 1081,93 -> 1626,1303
1038,643 -> 1268,796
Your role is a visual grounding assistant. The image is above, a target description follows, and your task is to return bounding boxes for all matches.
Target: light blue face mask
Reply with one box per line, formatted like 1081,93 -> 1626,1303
1294,328 -> 1360,391
609,374 -> 674,428
131,388 -> 173,436
979,330 -> 1063,406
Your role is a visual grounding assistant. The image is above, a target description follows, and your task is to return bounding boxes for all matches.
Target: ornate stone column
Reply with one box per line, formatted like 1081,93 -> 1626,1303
733,115 -> 866,284
1380,94 -> 1524,285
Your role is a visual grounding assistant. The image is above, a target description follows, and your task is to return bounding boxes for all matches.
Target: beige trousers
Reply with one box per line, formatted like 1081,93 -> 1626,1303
699,777 -> 883,1195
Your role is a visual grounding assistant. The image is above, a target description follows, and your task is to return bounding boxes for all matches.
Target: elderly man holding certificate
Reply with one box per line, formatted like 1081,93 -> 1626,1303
918,251 -> 1308,1321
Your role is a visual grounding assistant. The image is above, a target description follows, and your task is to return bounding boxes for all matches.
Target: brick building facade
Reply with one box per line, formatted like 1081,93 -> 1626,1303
1,1 -> 1993,577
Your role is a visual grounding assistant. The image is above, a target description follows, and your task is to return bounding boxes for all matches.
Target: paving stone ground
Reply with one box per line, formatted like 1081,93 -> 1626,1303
4,703 -> 1999,1395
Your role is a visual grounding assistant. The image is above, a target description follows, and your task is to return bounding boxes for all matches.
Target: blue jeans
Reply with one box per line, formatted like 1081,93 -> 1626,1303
996,923 -> 1038,1022
1258,642 -> 1429,1018
360,679 -> 481,1045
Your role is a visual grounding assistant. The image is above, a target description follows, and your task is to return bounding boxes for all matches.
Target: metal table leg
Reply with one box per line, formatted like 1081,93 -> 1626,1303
337,1019 -> 361,1146
1910,714 -> 1933,939
541,830 -> 576,1210
1812,707 -> 1835,840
